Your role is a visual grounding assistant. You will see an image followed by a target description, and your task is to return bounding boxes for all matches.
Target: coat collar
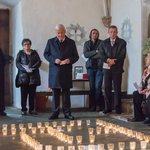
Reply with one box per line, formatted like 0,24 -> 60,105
54,35 -> 69,42
106,36 -> 119,43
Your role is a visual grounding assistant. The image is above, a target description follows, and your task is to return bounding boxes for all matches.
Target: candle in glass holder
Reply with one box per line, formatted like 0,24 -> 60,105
57,146 -> 64,150
127,130 -> 133,137
104,126 -> 109,134
21,128 -> 26,133
118,142 -> 125,150
130,142 -> 136,150
132,131 -> 137,138
96,127 -> 101,135
96,119 -> 99,126
78,145 -> 85,150
102,121 -> 106,127
88,128 -> 93,135
88,145 -> 95,150
19,124 -> 24,130
61,121 -> 66,127
98,144 -> 104,150
144,135 -> 149,143
40,127 -> 45,134
2,129 -> 7,136
76,135 -> 82,144
68,146 -> 75,150
3,124 -> 7,130
86,120 -> 90,126
119,127 -> 123,133
11,124 -> 15,130
65,135 -> 68,143
112,128 -> 117,134
68,136 -> 73,145
70,121 -> 74,127
28,123 -> 32,129
77,120 -> 82,126
57,126 -> 62,131
32,127 -> 37,134
99,120 -> 103,126
140,141 -> 147,149
107,143 -> 114,150
89,135 -> 95,144
45,145 -> 52,150
37,122 -> 42,129
52,121 -> 57,128
11,128 -> 16,135
67,125 -> 72,132
39,144 -> 43,150
45,122 -> 49,128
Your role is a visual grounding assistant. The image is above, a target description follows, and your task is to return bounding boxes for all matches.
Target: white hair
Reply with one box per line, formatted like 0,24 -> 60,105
55,24 -> 66,31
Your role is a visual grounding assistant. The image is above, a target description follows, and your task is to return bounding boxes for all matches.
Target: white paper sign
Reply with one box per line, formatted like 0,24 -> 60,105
103,63 -> 110,69
133,82 -> 141,92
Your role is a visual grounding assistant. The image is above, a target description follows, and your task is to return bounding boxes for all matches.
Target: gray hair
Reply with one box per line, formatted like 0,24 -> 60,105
55,24 -> 66,31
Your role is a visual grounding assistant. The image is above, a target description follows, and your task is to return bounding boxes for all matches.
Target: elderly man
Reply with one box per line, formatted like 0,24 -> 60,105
99,25 -> 126,114
44,24 -> 79,120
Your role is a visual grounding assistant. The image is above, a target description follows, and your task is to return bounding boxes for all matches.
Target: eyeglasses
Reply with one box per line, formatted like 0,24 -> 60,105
23,43 -> 30,46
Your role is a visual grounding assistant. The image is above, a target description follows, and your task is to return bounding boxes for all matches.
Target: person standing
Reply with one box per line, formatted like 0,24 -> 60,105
44,24 -> 79,120
99,25 -> 126,114
16,39 -> 41,115
83,29 -> 103,112
0,48 -> 6,116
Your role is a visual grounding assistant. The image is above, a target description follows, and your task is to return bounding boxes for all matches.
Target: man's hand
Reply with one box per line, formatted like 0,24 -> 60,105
55,59 -> 62,64
64,59 -> 70,64
139,89 -> 147,95
107,58 -> 117,67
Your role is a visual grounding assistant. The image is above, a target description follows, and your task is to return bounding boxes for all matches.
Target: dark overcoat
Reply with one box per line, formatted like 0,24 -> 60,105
44,36 -> 79,89
99,37 -> 126,74
0,48 -> 6,111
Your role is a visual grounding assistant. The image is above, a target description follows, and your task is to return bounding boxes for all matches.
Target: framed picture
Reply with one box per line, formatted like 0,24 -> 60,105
74,66 -> 83,79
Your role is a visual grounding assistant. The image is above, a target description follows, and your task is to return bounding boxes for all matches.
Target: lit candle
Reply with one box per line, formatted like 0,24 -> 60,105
45,122 -> 49,128
2,129 -> 7,136
37,122 -> 42,129
11,124 -> 15,130
57,146 -> 64,150
32,127 -> 37,134
107,143 -> 114,150
78,145 -> 85,150
67,125 -> 72,132
86,120 -> 90,126
3,124 -> 7,130
118,142 -> 125,150
68,136 -> 73,145
40,127 -> 45,134
19,124 -> 24,130
88,128 -> 93,135
68,146 -> 75,150
52,121 -> 57,128
70,121 -> 74,127
88,145 -> 95,150
11,128 -> 16,135
98,144 -> 104,150
61,121 -> 66,127
89,135 -> 95,144
96,127 -> 102,135
57,126 -> 62,132
104,126 -> 109,134
28,123 -> 32,129
77,120 -> 82,126
45,145 -> 52,150
130,142 -> 136,150
76,135 -> 82,144
140,141 -> 147,149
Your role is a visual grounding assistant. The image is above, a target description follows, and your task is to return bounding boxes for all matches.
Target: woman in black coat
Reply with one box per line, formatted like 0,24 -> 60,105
0,48 -> 6,116
16,39 -> 41,115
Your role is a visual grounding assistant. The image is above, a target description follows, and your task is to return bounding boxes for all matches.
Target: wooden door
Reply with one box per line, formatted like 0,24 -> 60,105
0,9 -> 10,105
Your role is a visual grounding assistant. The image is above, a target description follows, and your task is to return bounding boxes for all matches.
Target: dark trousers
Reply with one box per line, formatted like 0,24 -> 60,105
87,69 -> 103,107
52,88 -> 71,116
21,84 -> 37,112
133,91 -> 145,119
104,72 -> 122,111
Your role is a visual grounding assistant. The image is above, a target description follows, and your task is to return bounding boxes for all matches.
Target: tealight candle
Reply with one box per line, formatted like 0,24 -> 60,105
70,121 -> 74,127
61,121 -> 66,127
86,120 -> 90,126
3,124 -> 7,130
76,135 -> 82,144
37,122 -> 42,129
65,135 -> 68,143
96,119 -> 99,126
68,146 -> 75,150
144,135 -> 149,143
88,145 -> 95,150
57,126 -> 62,131
77,120 -> 82,126
11,128 -> 16,135
40,127 -> 45,134
96,126 -> 101,135
140,141 -> 147,149
130,142 -> 136,150
118,142 -> 125,150
39,144 -> 43,150
78,145 -> 85,150
52,121 -> 57,128
99,120 -> 103,126
127,130 -> 133,137
104,126 -> 109,134
21,128 -> 26,133
68,136 -> 73,145
57,146 -> 64,150
98,144 -> 104,150
32,127 -> 37,134
67,125 -> 72,132
107,143 -> 114,150
45,145 -> 52,150
11,124 -> 15,130
88,128 -> 93,135
2,129 -> 7,136
45,122 -> 49,128
28,123 -> 32,129
89,135 -> 95,144
19,124 -> 24,130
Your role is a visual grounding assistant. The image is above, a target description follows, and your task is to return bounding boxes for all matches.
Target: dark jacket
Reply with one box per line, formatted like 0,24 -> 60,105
83,39 -> 103,70
99,37 -> 126,73
43,36 -> 79,88
16,49 -> 41,87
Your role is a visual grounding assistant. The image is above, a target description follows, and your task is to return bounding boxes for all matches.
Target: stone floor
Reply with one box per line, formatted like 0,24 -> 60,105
0,107 -> 150,150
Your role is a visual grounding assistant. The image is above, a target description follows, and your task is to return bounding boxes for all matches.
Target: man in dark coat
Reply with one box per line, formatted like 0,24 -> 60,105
44,24 -> 79,120
0,48 -> 6,116
99,25 -> 126,114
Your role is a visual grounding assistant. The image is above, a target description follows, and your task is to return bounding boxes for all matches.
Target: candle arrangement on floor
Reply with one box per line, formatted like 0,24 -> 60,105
1,119 -> 150,150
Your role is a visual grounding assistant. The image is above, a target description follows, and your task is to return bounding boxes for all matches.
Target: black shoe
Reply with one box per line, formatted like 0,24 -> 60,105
48,114 -> 58,120
21,111 -> 27,115
103,110 -> 112,114
0,111 -> 7,116
65,115 -> 74,120
29,110 -> 37,115
131,118 -> 144,122
143,118 -> 150,124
